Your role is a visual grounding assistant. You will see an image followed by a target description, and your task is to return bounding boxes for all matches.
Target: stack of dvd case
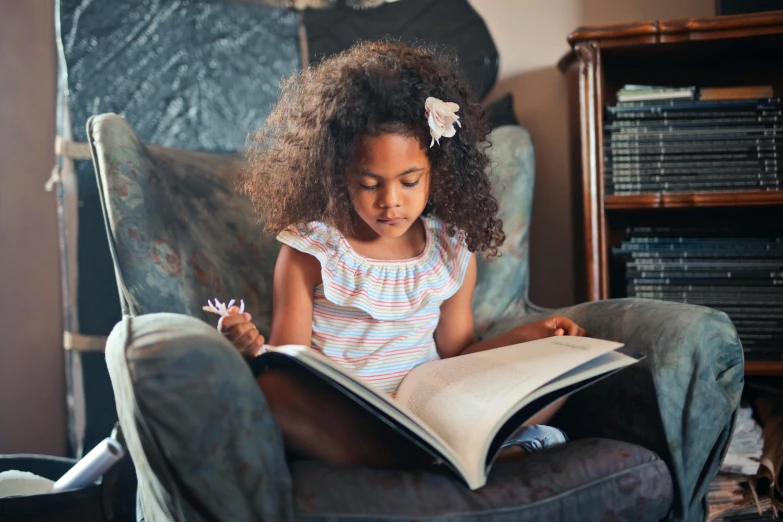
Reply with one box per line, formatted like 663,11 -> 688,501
614,227 -> 783,360
605,98 -> 783,195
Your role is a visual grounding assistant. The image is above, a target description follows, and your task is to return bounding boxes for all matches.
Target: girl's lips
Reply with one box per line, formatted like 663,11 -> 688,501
378,217 -> 404,225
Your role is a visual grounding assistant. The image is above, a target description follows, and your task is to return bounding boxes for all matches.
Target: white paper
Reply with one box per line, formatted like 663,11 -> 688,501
0,470 -> 55,498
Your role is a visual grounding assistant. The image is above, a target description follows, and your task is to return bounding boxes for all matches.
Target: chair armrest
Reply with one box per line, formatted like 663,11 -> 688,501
552,298 -> 743,522
523,297 -> 552,315
105,312 -> 293,521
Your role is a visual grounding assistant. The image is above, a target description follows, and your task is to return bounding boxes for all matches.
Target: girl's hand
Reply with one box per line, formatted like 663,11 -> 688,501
513,316 -> 586,343
219,306 -> 265,358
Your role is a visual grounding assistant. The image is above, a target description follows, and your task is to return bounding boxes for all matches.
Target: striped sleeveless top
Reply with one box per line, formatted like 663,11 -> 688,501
277,216 -> 472,395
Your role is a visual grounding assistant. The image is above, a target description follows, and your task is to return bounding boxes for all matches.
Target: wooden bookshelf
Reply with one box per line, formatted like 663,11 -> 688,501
560,11 -> 783,375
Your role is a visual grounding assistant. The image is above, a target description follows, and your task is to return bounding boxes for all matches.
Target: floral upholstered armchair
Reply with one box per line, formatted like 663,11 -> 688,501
88,113 -> 743,522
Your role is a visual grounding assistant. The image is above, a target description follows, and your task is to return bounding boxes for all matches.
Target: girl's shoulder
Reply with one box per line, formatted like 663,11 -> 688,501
276,221 -> 340,261
275,217 -> 472,320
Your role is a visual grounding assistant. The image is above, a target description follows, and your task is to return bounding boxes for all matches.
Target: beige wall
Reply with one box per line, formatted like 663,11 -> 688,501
0,0 -> 64,455
471,0 -> 714,308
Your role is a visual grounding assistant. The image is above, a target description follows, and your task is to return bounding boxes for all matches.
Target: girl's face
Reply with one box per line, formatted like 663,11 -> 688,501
346,133 -> 431,240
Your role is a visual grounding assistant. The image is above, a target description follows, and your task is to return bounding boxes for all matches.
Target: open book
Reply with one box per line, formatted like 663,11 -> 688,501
250,336 -> 636,490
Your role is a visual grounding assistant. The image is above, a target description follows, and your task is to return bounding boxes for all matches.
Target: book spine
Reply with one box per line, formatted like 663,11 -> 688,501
607,115 -> 783,127
608,158 -> 780,168
609,98 -> 783,113
607,153 -> 781,162
607,168 -> 781,177
608,186 -> 782,195
611,110 -> 783,120
607,140 -> 783,152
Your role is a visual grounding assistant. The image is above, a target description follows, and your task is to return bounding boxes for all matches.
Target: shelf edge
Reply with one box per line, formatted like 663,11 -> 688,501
605,191 -> 783,209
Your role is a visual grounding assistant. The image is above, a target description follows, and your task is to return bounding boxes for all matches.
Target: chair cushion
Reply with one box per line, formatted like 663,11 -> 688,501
291,438 -> 672,521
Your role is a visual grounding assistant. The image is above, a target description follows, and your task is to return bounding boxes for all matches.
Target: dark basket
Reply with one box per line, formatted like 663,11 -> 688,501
0,451 -> 136,522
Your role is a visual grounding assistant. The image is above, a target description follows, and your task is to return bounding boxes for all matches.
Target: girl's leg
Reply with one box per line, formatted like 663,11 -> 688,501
257,366 -> 431,468
525,397 -> 567,426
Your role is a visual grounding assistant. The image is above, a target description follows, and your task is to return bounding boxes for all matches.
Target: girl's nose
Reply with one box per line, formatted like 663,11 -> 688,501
380,186 -> 401,208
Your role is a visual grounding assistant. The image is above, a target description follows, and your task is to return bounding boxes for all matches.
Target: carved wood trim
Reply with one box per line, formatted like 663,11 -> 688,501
567,10 -> 783,46
575,41 -> 605,302
568,20 -> 660,45
660,10 -> 783,34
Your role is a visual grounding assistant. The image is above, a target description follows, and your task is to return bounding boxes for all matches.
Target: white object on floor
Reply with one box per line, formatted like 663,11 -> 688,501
51,438 -> 125,492
0,470 -> 55,498
720,405 -> 764,476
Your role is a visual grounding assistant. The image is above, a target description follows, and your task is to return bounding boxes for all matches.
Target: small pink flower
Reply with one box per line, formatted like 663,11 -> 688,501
204,297 -> 246,333
203,297 -> 244,317
425,97 -> 461,147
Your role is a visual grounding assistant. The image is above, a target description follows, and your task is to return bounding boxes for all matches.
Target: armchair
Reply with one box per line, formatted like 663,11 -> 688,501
88,113 -> 742,521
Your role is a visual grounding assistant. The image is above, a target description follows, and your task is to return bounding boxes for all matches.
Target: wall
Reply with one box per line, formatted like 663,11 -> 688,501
0,0 -> 64,456
471,0 -> 714,308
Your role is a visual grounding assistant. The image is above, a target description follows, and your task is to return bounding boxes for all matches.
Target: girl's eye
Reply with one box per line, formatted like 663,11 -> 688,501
359,184 -> 379,192
402,180 -> 420,189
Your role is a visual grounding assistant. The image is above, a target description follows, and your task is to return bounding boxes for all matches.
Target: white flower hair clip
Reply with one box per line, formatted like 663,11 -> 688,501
425,97 -> 461,147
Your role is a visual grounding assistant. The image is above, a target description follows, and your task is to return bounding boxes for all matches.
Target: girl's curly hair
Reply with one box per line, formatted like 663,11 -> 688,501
242,40 -> 504,255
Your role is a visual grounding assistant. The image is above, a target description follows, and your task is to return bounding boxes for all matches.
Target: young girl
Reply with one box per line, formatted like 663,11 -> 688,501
221,41 -> 586,468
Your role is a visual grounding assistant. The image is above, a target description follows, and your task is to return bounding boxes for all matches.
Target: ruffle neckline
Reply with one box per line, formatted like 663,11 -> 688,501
276,217 -> 471,321
335,219 -> 433,267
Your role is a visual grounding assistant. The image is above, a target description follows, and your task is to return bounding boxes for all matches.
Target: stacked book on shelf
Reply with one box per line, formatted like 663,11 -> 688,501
613,227 -> 783,361
605,85 -> 781,196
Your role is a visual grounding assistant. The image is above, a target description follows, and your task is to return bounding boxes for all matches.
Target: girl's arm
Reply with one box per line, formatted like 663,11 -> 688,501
435,255 -> 586,358
221,245 -> 317,352
268,244 -> 320,346
434,255 -> 478,358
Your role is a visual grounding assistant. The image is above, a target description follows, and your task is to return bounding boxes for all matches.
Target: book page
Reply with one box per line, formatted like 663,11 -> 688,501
394,336 -> 625,475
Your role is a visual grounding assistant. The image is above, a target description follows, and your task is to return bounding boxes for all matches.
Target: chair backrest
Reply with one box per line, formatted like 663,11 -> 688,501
89,113 -> 279,334
472,125 -> 536,337
89,114 -> 535,338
